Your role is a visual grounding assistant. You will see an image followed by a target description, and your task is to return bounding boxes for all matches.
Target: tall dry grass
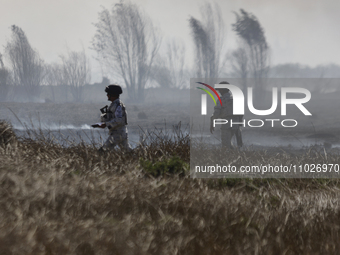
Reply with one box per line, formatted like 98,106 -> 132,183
1,120 -> 340,254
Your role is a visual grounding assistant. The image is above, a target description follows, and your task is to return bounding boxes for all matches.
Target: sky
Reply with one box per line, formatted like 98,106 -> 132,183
1,0 -> 340,83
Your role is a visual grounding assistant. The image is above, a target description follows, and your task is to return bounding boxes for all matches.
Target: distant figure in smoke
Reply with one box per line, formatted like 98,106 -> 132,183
210,81 -> 243,149
97,84 -> 132,152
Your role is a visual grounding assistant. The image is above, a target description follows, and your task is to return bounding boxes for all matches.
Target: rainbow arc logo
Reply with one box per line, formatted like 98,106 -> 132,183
196,82 -> 222,106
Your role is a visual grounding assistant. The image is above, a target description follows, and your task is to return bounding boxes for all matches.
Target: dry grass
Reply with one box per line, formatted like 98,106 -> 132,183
1,120 -> 340,254
0,121 -> 17,147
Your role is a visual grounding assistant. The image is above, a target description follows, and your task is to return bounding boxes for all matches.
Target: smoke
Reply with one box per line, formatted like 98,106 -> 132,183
12,123 -> 93,131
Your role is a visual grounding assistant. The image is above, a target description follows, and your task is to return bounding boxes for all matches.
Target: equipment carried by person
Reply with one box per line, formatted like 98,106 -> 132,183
91,105 -> 112,128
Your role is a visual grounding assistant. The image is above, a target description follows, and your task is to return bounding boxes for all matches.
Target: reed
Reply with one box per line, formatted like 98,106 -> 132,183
1,120 -> 340,254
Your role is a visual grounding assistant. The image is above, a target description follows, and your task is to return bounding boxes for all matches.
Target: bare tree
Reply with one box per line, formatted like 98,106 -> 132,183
232,9 -> 270,96
60,50 -> 91,102
165,40 -> 186,88
230,46 -> 249,91
92,2 -> 161,103
151,39 -> 186,88
149,63 -> 171,88
0,53 -> 10,101
189,2 -> 226,78
44,63 -> 65,102
5,25 -> 44,101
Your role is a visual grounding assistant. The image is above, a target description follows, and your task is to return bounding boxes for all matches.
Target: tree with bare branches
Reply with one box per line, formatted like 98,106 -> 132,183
92,2 -> 161,103
232,9 -> 270,97
5,25 -> 44,101
230,46 -> 249,91
189,2 -> 226,78
60,50 -> 91,102
0,53 -> 10,101
165,40 -> 187,88
151,39 -> 187,88
44,63 -> 65,102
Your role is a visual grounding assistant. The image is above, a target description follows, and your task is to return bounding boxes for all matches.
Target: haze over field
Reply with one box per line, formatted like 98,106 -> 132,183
1,0 -> 340,83
2,2 -> 340,253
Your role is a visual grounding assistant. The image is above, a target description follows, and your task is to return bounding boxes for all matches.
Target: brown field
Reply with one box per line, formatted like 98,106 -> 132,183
2,115 -> 340,254
1,89 -> 340,254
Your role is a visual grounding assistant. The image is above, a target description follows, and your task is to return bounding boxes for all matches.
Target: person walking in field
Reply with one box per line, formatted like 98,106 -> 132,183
96,84 -> 132,152
210,81 -> 243,149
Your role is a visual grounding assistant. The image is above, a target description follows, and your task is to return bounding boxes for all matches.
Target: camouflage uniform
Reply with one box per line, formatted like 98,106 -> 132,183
211,91 -> 243,148
101,98 -> 132,151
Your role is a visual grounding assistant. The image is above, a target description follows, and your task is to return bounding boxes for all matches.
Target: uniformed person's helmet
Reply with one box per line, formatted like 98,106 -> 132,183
216,81 -> 230,94
219,81 -> 229,85
105,84 -> 123,95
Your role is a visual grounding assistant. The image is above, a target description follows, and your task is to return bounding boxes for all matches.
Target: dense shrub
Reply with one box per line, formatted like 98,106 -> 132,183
140,155 -> 189,177
0,120 -> 16,146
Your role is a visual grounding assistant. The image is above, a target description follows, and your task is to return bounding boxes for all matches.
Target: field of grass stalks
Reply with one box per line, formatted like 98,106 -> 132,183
2,119 -> 340,255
